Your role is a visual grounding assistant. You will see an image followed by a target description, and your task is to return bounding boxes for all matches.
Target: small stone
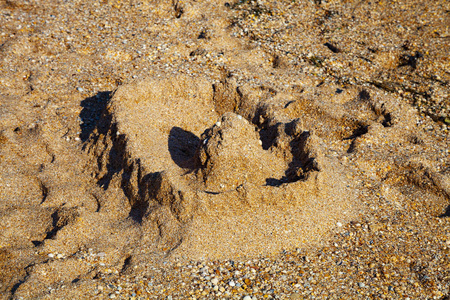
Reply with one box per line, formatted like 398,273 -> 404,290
337,222 -> 343,227
48,253 -> 55,258
229,280 -> 236,287
290,293 -> 302,300
211,278 -> 219,285
243,296 -> 252,300
109,294 -> 116,299
56,254 -> 63,259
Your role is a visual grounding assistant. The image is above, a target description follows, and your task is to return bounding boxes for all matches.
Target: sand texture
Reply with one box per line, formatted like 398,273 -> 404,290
0,0 -> 449,299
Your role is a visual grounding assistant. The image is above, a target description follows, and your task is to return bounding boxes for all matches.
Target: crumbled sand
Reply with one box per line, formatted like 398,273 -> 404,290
0,0 -> 449,299
85,75 -> 357,261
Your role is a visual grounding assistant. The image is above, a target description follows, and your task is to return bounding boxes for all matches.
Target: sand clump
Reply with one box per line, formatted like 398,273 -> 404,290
83,75 -> 357,261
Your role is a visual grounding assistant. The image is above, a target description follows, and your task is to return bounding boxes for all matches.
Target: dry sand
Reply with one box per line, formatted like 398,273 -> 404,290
0,0 -> 449,299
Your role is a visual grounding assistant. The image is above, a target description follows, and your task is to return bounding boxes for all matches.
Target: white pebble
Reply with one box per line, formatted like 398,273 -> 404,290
211,278 -> 219,285
237,115 -> 242,119
56,254 -> 63,259
337,222 -> 343,227
215,121 -> 221,127
48,253 -> 55,258
228,280 -> 235,287
243,296 -> 252,300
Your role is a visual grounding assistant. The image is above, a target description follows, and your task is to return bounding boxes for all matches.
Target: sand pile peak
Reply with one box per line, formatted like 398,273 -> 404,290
197,112 -> 285,191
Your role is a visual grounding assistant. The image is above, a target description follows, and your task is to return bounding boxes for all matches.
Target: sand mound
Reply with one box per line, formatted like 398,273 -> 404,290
85,75 -> 357,260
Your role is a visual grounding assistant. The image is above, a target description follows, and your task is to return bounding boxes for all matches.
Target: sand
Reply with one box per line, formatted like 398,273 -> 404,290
0,0 -> 449,299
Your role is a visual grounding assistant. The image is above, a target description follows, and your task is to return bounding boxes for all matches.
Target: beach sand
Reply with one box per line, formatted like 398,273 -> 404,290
0,0 -> 449,299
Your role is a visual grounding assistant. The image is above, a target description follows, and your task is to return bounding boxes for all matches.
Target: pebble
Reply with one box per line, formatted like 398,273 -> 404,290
243,296 -> 252,300
290,293 -> 302,300
228,280 -> 236,287
211,278 -> 219,285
